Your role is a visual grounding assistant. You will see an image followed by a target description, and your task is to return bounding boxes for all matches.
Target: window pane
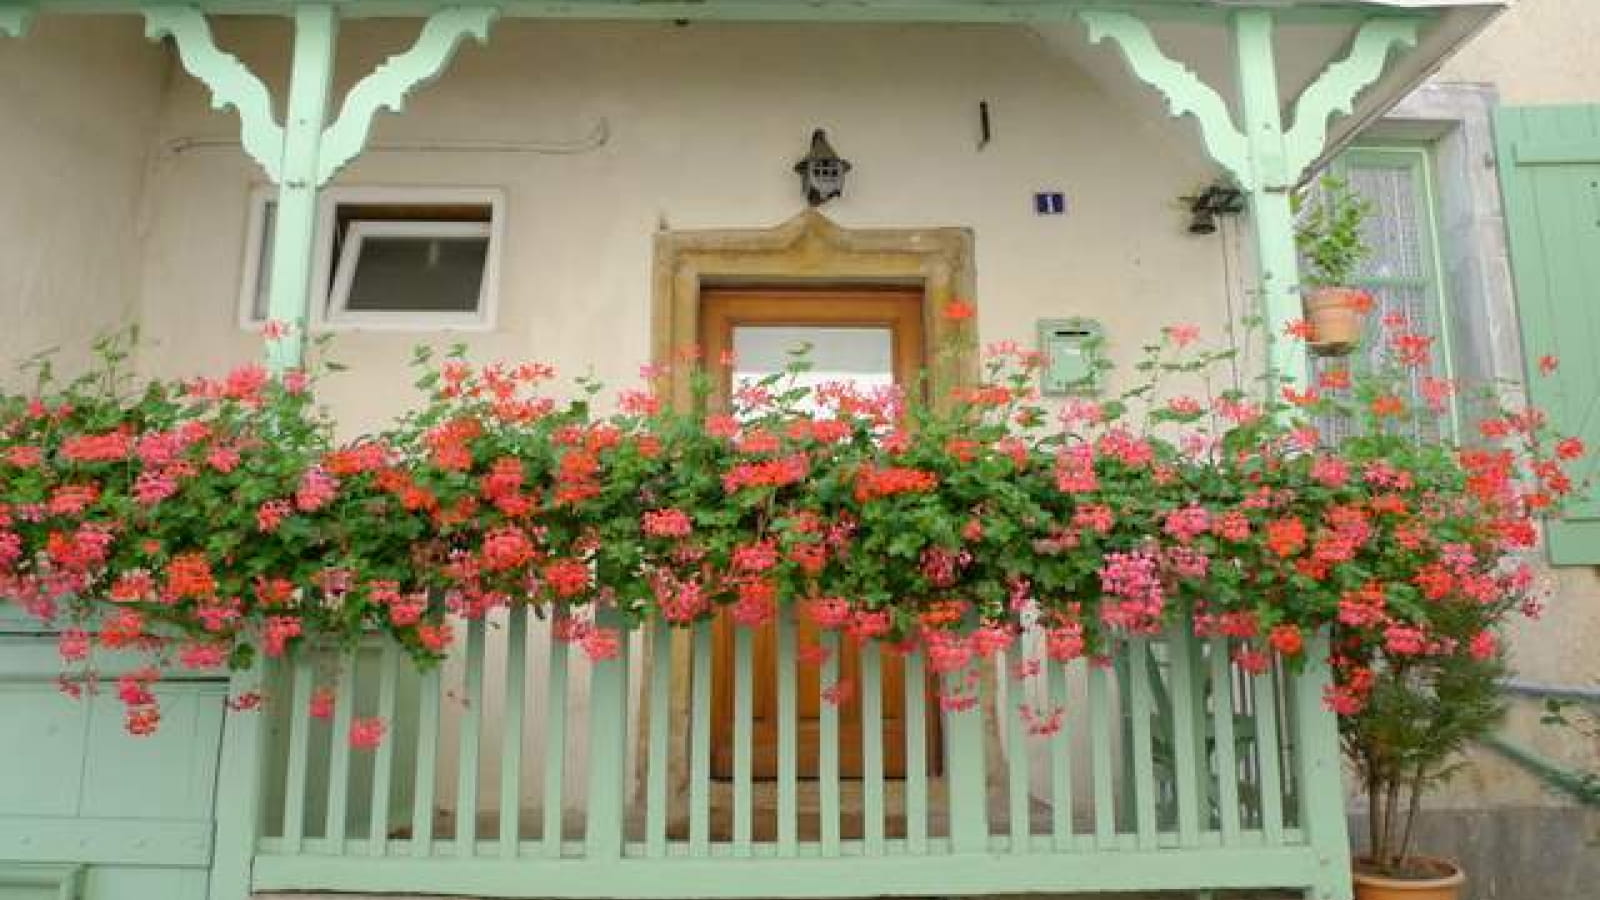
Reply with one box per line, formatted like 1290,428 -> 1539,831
344,235 -> 489,313
251,200 -> 276,322
732,325 -> 895,414
1348,162 -> 1427,282
1312,151 -> 1451,442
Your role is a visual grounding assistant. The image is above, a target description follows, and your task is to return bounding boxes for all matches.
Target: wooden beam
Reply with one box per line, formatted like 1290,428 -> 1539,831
1284,16 -> 1422,176
262,3 -> 337,371
1080,8 -> 1249,186
6,0 -> 1458,26
142,7 -> 284,182
1233,7 -> 1309,390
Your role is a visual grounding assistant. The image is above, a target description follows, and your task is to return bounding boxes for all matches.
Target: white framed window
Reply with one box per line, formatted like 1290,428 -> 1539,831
238,185 -> 504,332
1309,144 -> 1456,441
238,186 -> 277,328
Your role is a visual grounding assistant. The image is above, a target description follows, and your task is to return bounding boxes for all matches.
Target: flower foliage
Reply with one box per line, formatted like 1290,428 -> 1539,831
0,315 -> 1581,749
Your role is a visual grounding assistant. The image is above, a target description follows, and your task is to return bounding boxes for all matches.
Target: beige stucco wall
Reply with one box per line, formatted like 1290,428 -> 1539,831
0,18 -> 165,389
1437,0 -> 1600,105
134,19 -> 1236,436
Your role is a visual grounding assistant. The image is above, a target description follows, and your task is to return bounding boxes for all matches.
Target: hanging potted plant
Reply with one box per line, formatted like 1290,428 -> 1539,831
1294,176 -> 1375,356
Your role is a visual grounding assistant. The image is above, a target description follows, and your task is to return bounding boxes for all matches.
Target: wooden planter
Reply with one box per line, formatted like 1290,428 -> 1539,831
1353,857 -> 1465,900
1303,286 -> 1368,357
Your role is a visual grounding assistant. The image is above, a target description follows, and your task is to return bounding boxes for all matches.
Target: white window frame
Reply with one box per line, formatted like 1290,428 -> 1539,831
237,185 -> 505,332
326,219 -> 495,329
237,185 -> 277,330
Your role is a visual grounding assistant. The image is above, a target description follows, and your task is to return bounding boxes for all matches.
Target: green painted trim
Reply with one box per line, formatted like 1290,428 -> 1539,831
142,6 -> 284,182
584,612 -> 630,860
1284,18 -> 1422,177
499,604 -> 528,856
1233,8 -> 1309,390
942,666 -> 989,854
0,863 -> 82,900
1290,635 -> 1354,900
252,844 -> 1331,897
1512,138 -> 1600,166
644,620 -> 672,858
316,7 -> 497,185
1079,8 -> 1249,186
208,667 -> 269,900
3,0 -> 1455,25
263,4 -> 338,371
1480,733 -> 1600,807
0,4 -> 34,36
1493,104 -> 1600,561
456,618 -> 486,856
0,816 -> 212,867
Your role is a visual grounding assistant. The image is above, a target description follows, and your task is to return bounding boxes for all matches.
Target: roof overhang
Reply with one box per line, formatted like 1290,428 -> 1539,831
5,0 -> 1506,179
1029,1 -> 1506,181
3,0 -> 1506,25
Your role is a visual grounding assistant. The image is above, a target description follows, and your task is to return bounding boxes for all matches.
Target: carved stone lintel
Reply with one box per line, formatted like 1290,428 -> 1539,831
1080,9 -> 1250,186
1285,17 -> 1423,176
315,7 -> 498,185
144,6 -> 285,182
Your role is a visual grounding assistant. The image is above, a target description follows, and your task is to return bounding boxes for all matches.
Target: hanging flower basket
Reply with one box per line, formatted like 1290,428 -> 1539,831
1303,286 -> 1370,357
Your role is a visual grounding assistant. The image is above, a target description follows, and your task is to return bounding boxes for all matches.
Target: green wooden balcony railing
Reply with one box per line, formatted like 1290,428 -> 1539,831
240,609 -> 1352,899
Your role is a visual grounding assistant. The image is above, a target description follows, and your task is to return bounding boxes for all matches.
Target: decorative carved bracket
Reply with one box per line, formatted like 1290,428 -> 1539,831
316,7 -> 498,185
0,4 -> 35,38
1284,17 -> 1421,176
1080,9 -> 1250,186
143,6 -> 285,182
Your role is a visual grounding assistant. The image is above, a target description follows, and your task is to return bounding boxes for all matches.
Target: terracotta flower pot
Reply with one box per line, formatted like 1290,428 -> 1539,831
1303,286 -> 1368,357
1352,856 -> 1465,900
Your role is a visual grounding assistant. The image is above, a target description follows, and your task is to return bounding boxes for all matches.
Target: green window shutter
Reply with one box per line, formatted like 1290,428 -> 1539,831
1494,104 -> 1600,565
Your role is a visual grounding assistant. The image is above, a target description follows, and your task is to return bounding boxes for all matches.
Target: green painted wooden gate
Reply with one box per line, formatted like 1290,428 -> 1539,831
0,634 -> 227,900
1494,104 -> 1600,564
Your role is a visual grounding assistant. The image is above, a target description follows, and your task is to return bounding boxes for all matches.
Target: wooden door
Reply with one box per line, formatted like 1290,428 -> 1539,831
700,286 -> 941,779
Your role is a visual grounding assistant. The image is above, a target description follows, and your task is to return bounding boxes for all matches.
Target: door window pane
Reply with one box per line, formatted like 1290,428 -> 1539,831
732,325 -> 895,415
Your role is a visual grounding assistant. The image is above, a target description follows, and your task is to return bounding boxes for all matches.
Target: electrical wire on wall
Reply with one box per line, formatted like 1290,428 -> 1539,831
1217,213 -> 1248,396
161,118 -> 613,161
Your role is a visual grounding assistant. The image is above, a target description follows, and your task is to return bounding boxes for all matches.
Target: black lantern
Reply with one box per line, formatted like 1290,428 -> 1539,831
794,129 -> 851,206
1183,184 -> 1246,235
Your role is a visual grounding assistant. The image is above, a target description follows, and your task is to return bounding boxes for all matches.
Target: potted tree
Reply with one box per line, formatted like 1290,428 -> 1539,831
1340,624 -> 1506,900
1294,176 -> 1376,356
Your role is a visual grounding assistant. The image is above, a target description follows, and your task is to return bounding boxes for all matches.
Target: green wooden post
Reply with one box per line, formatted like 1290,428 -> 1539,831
265,4 -> 338,372
1293,633 -> 1354,900
208,667 -> 270,900
644,619 -> 672,858
1231,8 -> 1307,390
0,5 -> 34,37
944,666 -> 989,854
585,609 -> 631,860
